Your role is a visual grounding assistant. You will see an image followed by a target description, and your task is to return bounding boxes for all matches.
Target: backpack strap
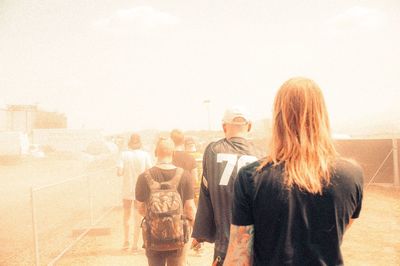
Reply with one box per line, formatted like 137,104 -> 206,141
144,170 -> 161,191
163,167 -> 184,189
145,167 -> 184,191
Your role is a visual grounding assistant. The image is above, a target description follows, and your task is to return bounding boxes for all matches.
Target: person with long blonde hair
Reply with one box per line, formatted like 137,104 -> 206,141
224,77 -> 364,266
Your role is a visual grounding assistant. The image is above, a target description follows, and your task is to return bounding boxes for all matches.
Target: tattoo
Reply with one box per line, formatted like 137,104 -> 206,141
224,225 -> 254,266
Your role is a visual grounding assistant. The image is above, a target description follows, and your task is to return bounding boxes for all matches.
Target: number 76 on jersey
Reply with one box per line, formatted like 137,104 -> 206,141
217,153 -> 257,186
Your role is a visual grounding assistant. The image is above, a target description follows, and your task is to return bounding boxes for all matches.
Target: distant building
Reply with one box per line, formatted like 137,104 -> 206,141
0,105 -> 67,133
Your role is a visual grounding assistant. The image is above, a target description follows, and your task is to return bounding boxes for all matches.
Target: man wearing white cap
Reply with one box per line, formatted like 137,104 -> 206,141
191,106 -> 260,266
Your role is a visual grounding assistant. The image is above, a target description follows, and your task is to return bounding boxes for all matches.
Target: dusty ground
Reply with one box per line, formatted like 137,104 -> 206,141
58,185 -> 400,266
341,185 -> 400,266
0,154 -> 119,266
1,156 -> 399,266
57,208 -> 216,266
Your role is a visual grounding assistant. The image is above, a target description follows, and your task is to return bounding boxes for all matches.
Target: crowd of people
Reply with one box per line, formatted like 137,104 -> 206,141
116,77 -> 364,266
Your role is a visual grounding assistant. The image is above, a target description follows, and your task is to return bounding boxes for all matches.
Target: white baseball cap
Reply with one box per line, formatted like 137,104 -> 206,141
222,106 -> 251,125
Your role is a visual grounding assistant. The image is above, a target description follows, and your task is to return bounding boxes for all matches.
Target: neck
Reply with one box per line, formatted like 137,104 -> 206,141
156,157 -> 173,165
174,145 -> 184,151
155,158 -> 176,170
225,132 -> 247,140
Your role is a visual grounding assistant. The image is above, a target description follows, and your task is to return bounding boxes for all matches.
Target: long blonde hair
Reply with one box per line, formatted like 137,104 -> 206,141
260,77 -> 337,194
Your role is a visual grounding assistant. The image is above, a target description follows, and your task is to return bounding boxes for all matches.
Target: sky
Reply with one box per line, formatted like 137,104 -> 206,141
1,0 -> 399,133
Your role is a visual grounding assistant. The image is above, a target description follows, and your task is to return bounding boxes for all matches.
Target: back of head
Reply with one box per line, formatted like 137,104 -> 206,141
170,129 -> 185,146
184,137 -> 196,152
155,138 -> 174,159
128,133 -> 142,150
264,77 -> 337,194
222,106 -> 252,138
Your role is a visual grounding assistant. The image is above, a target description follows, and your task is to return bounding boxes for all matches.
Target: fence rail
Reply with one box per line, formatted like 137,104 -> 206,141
30,165 -> 119,266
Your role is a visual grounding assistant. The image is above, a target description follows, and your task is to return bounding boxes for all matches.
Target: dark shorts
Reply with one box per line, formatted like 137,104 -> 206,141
145,249 -> 183,266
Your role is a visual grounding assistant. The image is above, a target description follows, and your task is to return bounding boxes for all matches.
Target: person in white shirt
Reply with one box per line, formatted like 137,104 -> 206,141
117,133 -> 152,251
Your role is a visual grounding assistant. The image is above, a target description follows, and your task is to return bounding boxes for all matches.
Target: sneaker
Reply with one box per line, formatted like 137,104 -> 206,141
122,241 -> 129,250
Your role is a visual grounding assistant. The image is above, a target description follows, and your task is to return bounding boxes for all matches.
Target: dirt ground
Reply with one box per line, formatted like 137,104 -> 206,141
59,185 -> 399,266
0,154 -> 119,266
1,156 -> 399,266
341,185 -> 400,266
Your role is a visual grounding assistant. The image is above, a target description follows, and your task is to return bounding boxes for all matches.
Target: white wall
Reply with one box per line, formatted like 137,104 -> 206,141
33,129 -> 103,152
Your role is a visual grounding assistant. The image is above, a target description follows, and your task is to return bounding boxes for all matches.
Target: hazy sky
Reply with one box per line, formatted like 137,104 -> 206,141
1,0 -> 399,133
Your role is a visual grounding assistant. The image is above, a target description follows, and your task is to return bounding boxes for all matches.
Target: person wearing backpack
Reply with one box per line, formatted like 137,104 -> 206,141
135,137 -> 196,266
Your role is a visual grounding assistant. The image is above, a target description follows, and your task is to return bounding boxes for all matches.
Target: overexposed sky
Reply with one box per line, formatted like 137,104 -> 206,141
1,0 -> 399,133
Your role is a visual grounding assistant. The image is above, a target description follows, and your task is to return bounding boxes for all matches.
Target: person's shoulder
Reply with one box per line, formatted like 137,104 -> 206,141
236,160 -> 263,185
181,168 -> 191,180
233,137 -> 263,158
178,168 -> 192,186
139,166 -> 154,178
136,168 -> 151,187
203,139 -> 221,155
137,169 -> 146,178
240,160 -> 261,175
333,158 -> 364,184
206,138 -> 232,153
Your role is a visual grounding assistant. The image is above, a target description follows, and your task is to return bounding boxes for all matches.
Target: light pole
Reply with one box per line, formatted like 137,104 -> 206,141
203,100 -> 211,131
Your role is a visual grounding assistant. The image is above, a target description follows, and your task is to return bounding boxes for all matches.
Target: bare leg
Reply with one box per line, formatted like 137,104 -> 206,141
176,226 -> 191,266
123,199 -> 132,248
132,208 -> 142,249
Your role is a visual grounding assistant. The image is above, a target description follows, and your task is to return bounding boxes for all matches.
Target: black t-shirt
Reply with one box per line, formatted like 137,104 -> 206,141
135,167 -> 194,203
192,137 -> 260,254
232,159 -> 364,266
173,151 -> 197,172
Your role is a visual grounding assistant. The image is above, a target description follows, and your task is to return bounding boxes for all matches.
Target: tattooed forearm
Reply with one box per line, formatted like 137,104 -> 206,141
224,224 -> 254,266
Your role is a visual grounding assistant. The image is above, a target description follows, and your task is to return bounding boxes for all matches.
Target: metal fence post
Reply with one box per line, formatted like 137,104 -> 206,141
30,187 -> 40,266
393,139 -> 399,186
87,175 -> 94,226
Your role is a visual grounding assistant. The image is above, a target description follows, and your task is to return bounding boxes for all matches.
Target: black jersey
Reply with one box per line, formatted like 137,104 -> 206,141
232,159 -> 364,266
192,137 -> 259,254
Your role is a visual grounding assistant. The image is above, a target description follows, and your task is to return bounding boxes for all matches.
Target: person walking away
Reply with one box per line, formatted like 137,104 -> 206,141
184,137 -> 203,202
224,77 -> 364,266
192,106 -> 260,265
117,133 -> 152,251
170,130 -> 199,264
171,129 -> 198,183
135,138 -> 196,266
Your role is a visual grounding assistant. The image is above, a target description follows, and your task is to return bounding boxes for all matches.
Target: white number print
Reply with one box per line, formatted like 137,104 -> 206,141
217,153 -> 257,186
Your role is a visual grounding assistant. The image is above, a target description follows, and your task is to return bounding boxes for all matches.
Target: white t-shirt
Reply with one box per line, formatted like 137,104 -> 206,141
117,149 -> 153,200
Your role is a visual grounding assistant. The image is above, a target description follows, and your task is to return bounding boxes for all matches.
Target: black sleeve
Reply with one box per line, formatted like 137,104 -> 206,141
192,144 -> 216,242
231,167 -> 254,225
135,173 -> 149,202
351,168 -> 364,219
